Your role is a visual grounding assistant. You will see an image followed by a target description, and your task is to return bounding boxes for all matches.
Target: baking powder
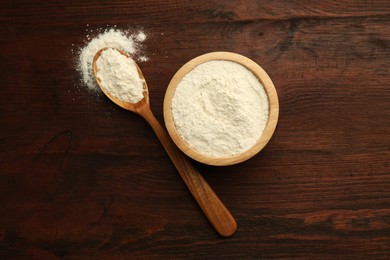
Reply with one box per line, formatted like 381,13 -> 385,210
95,48 -> 146,103
78,28 -> 148,91
171,60 -> 269,157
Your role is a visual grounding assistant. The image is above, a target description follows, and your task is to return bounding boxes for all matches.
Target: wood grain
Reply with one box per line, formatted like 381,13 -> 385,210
1,0 -> 390,259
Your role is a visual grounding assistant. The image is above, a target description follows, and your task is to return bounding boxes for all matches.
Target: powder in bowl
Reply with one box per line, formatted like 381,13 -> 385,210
95,48 -> 146,103
171,60 -> 269,158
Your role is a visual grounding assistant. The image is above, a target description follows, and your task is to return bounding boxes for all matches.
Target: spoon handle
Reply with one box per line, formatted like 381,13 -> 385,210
140,107 -> 237,237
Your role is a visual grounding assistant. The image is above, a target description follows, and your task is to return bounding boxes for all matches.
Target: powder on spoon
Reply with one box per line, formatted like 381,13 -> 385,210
95,48 -> 146,103
171,60 -> 269,157
78,28 -> 148,91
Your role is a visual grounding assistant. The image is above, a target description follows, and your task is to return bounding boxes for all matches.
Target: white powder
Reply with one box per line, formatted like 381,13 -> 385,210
135,31 -> 147,42
96,48 -> 146,103
78,28 -> 148,91
171,60 -> 269,157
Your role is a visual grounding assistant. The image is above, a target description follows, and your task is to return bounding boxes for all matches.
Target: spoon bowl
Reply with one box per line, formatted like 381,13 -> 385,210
93,47 -> 150,114
93,48 -> 237,237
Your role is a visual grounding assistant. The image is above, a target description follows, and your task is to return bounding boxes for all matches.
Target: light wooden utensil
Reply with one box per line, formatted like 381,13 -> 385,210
93,48 -> 237,237
163,52 -> 279,166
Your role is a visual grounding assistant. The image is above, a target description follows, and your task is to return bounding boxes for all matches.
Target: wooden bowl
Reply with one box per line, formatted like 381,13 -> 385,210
163,52 -> 279,166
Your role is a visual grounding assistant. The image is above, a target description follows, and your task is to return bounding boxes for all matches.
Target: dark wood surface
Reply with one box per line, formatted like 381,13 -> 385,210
1,1 -> 389,259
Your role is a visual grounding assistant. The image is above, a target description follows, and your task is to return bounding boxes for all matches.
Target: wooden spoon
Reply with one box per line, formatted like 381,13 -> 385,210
93,48 -> 237,237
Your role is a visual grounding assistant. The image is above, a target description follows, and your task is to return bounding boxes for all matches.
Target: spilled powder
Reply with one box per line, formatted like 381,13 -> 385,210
77,28 -> 148,91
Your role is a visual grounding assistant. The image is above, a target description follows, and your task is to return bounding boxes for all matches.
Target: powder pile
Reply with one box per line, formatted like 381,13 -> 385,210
78,28 -> 148,91
95,48 -> 146,103
171,60 -> 269,157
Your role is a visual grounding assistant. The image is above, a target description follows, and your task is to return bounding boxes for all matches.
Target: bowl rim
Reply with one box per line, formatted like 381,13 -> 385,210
163,51 -> 279,166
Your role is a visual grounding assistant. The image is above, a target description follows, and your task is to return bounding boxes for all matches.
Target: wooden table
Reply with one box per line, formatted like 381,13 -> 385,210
1,1 -> 389,259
